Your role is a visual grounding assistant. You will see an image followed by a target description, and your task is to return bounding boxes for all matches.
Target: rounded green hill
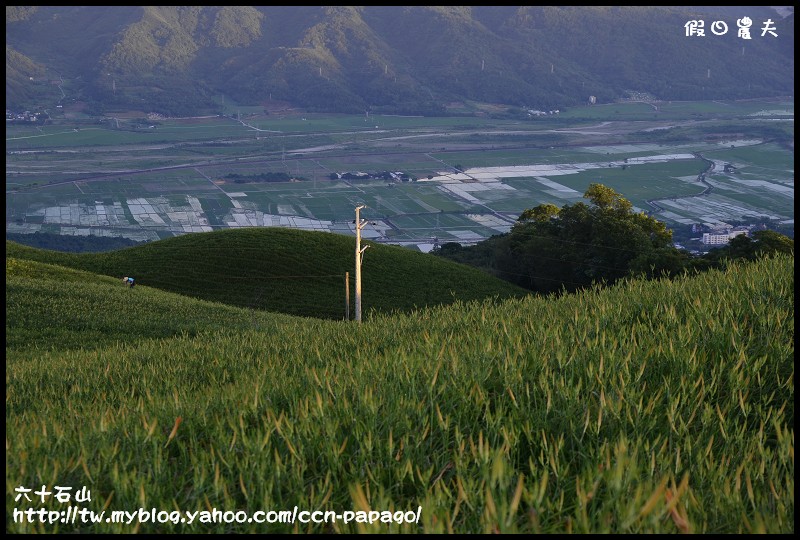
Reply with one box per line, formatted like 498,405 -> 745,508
6,228 -> 528,319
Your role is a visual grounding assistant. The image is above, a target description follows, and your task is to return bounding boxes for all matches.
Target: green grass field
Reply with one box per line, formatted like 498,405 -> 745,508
6,242 -> 794,533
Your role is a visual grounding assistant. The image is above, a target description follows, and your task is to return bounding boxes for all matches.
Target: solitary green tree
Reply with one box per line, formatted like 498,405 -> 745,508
498,183 -> 684,293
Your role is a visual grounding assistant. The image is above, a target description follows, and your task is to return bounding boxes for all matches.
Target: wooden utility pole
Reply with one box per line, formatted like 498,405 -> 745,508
354,205 -> 369,323
345,271 -> 350,320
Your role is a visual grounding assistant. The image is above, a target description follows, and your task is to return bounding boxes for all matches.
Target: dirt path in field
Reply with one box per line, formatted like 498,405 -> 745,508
644,152 -> 714,214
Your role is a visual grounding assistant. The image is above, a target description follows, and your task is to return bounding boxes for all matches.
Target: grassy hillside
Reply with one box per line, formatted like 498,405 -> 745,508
5,253 -> 794,533
5,228 -> 529,320
5,257 -> 309,352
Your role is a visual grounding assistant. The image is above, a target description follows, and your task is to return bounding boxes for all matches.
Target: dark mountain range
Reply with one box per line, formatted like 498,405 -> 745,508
6,6 -> 794,115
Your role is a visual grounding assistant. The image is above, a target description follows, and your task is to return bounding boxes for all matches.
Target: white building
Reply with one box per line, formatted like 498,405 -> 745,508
701,230 -> 747,245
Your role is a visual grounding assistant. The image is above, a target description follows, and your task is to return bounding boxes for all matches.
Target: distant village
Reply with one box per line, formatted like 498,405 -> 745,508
675,223 -> 766,254
525,108 -> 560,118
330,171 -> 416,182
6,109 -> 47,123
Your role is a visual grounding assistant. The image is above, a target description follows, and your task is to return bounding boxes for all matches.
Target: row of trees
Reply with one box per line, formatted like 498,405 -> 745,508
434,184 -> 793,295
224,172 -> 296,183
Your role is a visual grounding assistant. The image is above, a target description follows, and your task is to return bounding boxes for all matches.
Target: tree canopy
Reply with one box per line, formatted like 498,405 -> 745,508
492,184 -> 685,293
699,230 -> 794,267
436,183 -> 794,295
433,184 -> 685,293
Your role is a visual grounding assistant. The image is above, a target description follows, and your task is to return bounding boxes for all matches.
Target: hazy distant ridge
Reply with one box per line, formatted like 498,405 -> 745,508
5,6 -> 794,114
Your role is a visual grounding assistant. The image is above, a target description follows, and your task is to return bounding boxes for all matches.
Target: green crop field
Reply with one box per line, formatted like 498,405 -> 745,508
551,160 -> 708,209
559,102 -> 659,120
703,142 -> 795,175
559,99 -> 794,122
6,239 -> 794,533
6,118 -> 259,149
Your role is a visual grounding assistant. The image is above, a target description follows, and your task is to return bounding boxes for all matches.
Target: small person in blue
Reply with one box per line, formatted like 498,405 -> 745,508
122,276 -> 135,288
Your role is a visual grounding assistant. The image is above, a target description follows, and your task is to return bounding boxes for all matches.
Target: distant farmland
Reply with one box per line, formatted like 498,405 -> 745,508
6,100 -> 794,249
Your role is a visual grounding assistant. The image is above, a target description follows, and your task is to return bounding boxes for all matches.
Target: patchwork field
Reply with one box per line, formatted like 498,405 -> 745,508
6,100 -> 794,250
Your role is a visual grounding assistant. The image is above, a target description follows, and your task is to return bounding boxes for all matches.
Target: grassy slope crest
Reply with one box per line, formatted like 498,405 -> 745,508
5,227 -> 528,320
